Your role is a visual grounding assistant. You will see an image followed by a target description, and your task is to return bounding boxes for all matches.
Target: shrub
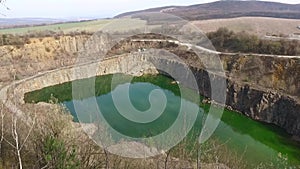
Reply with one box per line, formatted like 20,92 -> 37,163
45,47 -> 51,53
42,135 -> 80,169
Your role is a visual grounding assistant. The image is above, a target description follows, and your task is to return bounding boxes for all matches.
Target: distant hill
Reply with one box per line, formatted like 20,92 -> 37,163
0,17 -> 100,29
0,18 -> 69,29
115,1 -> 300,20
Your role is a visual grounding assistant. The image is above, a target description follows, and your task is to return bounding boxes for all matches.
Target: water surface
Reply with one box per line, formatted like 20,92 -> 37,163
25,74 -> 300,168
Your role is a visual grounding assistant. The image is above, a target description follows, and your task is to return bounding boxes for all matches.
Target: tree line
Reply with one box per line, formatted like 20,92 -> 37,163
207,27 -> 300,55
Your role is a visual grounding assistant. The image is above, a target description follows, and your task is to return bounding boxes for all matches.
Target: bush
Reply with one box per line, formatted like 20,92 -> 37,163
0,34 -> 26,46
42,135 -> 80,169
45,47 -> 51,53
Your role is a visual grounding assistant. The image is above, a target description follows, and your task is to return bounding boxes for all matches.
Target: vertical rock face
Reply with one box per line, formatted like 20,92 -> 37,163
0,33 -> 118,84
221,54 -> 300,98
187,65 -> 300,137
0,35 -> 90,83
218,54 -> 300,137
226,81 -> 300,136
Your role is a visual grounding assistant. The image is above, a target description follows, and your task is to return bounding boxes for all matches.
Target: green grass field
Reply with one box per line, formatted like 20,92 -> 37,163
0,18 -> 149,35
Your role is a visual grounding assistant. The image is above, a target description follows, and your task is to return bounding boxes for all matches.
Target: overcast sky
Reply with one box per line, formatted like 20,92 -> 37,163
2,0 -> 300,18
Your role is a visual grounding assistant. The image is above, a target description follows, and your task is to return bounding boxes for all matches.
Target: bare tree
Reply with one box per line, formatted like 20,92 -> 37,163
0,103 -> 5,152
164,150 -> 171,169
3,113 -> 36,169
103,148 -> 110,169
12,116 -> 22,169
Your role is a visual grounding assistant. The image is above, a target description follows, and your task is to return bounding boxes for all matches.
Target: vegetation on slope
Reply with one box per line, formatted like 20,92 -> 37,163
207,27 -> 300,55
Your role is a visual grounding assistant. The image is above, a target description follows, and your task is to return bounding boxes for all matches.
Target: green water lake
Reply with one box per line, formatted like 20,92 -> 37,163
24,74 -> 300,168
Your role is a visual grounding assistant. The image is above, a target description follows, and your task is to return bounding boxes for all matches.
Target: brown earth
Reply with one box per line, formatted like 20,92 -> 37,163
191,17 -> 300,37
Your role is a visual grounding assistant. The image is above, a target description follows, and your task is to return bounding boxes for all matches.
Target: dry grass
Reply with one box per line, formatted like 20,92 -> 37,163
191,17 -> 300,37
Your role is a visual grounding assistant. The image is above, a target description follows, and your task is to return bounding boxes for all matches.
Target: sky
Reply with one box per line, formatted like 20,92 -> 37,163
2,0 -> 300,19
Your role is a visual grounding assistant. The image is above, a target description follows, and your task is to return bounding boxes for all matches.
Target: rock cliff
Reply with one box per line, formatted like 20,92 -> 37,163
0,35 -> 90,83
105,36 -> 300,137
1,34 -> 299,138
